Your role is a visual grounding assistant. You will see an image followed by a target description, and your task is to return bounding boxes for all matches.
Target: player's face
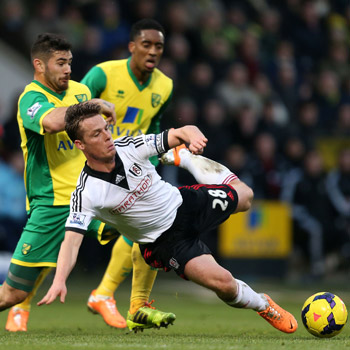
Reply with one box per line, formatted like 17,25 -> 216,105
129,29 -> 164,73
43,50 -> 72,93
78,115 -> 116,163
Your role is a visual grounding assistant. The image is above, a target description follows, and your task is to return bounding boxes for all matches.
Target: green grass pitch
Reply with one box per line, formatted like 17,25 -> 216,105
0,272 -> 349,350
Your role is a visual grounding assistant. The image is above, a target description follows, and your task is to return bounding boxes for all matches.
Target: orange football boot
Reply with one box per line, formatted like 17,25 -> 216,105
258,294 -> 298,333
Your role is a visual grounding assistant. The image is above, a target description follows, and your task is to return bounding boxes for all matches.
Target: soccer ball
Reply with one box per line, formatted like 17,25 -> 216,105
301,292 -> 348,338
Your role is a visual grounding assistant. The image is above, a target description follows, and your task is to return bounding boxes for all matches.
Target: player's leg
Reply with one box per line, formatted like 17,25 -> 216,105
161,146 -> 254,212
184,254 -> 298,333
0,282 -> 28,311
126,244 -> 176,332
87,224 -> 129,328
5,267 -> 52,332
3,205 -> 68,331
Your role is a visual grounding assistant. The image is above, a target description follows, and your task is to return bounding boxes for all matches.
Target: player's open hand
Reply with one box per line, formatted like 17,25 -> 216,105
37,283 -> 67,306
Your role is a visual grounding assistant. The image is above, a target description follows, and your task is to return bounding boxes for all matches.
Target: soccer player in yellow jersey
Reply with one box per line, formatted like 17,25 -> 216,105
80,19 -> 174,330
3,33 -> 117,331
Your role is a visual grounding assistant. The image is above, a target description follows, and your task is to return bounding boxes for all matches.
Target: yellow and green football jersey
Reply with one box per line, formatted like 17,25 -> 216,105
81,58 -> 173,139
17,80 -> 90,209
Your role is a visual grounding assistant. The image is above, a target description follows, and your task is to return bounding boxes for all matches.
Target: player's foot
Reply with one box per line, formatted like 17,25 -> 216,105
126,300 -> 176,333
160,144 -> 189,166
5,307 -> 29,332
257,294 -> 298,333
87,290 -> 127,329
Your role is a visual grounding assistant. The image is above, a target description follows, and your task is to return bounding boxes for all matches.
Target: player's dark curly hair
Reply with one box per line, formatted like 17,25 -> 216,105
65,102 -> 101,142
130,18 -> 165,41
31,33 -> 72,62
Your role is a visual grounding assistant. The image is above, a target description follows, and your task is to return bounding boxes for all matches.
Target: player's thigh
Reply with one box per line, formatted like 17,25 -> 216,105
0,281 -> 28,308
179,184 -> 238,232
11,205 -> 69,267
5,263 -> 49,293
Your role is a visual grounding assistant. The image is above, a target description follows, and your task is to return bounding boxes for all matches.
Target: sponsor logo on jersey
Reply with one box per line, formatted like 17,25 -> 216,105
129,163 -> 142,177
108,125 -> 143,137
122,106 -> 144,124
70,213 -> 86,225
110,175 -> 152,214
27,102 -> 42,119
21,243 -> 32,255
57,139 -> 75,151
169,257 -> 179,269
115,174 -> 125,184
151,93 -> 161,107
75,94 -> 88,102
116,90 -> 125,98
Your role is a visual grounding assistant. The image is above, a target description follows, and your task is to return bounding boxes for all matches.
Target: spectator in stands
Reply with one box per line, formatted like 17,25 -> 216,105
326,148 -> 350,267
247,132 -> 286,199
216,62 -> 261,116
333,104 -> 350,137
314,69 -> 341,131
290,150 -> 335,278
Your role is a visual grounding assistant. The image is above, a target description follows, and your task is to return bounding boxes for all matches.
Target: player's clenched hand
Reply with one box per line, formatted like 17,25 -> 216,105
37,283 -> 67,306
186,126 -> 208,155
91,98 -> 116,125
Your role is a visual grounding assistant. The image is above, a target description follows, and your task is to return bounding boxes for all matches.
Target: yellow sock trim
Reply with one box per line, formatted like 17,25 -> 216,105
14,267 -> 52,312
96,235 -> 133,297
129,243 -> 157,314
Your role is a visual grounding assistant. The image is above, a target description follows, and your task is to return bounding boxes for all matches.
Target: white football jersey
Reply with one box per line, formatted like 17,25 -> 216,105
66,131 -> 183,243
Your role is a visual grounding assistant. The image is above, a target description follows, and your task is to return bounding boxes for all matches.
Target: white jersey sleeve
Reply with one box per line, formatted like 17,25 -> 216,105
65,173 -> 95,234
115,130 -> 169,163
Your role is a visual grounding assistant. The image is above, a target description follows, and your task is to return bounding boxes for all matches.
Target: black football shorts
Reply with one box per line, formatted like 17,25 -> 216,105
139,184 -> 238,278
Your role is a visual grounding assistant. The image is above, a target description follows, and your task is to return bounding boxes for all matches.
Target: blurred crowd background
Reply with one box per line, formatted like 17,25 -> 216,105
0,0 -> 349,281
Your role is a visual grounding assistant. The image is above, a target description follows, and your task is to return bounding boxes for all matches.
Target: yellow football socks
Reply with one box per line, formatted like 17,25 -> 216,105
129,243 -> 157,314
14,267 -> 52,311
95,236 -> 133,297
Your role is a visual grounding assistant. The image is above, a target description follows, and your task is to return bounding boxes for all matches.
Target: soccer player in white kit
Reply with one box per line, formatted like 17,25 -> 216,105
38,102 -> 298,334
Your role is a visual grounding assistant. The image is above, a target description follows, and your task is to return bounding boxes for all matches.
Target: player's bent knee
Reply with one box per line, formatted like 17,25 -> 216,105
0,284 -> 28,311
233,182 -> 254,213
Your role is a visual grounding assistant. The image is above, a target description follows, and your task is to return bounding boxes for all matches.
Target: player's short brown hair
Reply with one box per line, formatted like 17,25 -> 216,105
31,33 -> 72,62
65,102 -> 101,142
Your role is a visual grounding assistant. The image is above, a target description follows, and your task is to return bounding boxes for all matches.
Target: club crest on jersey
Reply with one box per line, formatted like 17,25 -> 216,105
75,94 -> 88,102
21,243 -> 32,255
151,93 -> 161,107
27,102 -> 42,119
169,257 -> 180,270
129,163 -> 142,177
70,213 -> 86,225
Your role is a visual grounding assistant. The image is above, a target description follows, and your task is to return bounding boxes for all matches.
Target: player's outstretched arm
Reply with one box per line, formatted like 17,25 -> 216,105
42,107 -> 69,134
37,231 -> 83,305
168,125 -> 208,154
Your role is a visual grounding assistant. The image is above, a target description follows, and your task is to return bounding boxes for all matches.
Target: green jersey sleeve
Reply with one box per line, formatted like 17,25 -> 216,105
147,90 -> 173,167
80,66 -> 107,98
18,91 -> 55,134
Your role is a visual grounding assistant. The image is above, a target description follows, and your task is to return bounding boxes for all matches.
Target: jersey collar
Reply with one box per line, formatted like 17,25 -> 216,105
33,80 -> 66,100
127,57 -> 152,92
83,152 -> 130,190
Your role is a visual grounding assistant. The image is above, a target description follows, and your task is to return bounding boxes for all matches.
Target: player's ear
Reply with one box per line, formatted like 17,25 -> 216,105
128,41 -> 135,54
33,58 -> 45,73
74,139 -> 84,151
